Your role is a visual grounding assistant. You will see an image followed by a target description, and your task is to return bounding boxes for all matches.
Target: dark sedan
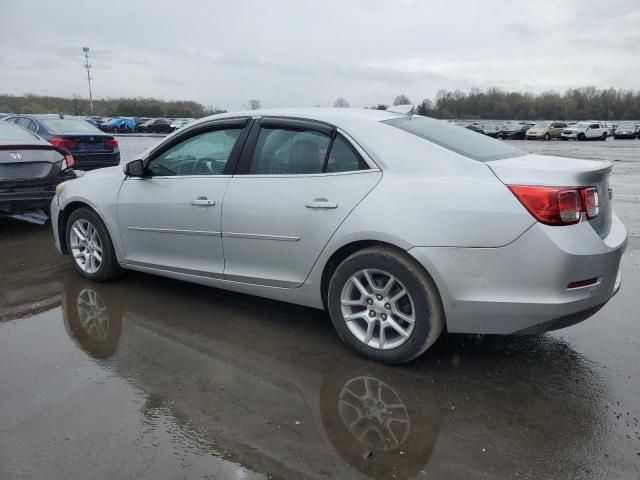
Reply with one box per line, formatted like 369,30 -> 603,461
613,123 -> 638,139
2,114 -> 120,170
0,122 -> 78,216
136,118 -> 173,133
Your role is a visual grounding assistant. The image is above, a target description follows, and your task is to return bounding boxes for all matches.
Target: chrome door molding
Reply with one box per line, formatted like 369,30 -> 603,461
127,226 -> 222,236
222,232 -> 301,242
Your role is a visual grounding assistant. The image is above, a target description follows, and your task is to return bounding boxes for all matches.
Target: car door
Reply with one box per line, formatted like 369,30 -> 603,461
221,117 -> 382,287
550,123 -> 565,137
116,118 -> 250,275
588,123 -> 600,139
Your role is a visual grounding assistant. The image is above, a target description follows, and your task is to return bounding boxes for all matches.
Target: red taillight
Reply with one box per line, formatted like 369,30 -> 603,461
508,185 -> 599,226
567,277 -> 599,289
105,137 -> 118,148
63,153 -> 75,169
49,137 -> 78,149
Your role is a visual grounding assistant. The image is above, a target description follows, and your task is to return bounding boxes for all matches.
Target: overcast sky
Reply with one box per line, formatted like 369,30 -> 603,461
1,0 -> 639,109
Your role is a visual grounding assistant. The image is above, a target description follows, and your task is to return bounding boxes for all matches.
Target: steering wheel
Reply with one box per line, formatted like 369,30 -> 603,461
193,157 -> 218,175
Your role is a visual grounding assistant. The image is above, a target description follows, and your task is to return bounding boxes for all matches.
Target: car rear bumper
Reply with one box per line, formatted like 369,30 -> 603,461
408,214 -> 627,334
0,189 -> 55,214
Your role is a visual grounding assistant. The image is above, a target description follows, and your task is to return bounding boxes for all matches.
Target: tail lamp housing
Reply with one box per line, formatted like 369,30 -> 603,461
508,185 -> 600,226
49,137 -> 78,149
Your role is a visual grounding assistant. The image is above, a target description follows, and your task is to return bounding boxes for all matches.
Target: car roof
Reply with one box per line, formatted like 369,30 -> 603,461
192,107 -> 405,129
0,122 -> 50,146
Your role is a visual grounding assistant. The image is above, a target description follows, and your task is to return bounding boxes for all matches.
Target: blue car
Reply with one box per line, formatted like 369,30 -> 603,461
1,114 -> 120,170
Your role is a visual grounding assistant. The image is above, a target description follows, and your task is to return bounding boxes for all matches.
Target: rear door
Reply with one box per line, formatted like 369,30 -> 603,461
221,118 -> 382,287
116,118 -> 251,275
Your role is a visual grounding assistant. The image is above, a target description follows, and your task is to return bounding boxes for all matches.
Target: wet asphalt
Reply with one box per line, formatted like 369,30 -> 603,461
0,136 -> 639,480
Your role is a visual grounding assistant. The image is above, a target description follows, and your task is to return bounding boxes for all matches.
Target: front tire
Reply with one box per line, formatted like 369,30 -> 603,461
544,133 -> 550,141
66,208 -> 123,282
327,246 -> 444,364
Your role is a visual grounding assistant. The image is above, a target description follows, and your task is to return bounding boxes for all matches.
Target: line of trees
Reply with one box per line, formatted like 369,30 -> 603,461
3,86 -> 640,120
363,87 -> 640,120
0,94 -> 226,118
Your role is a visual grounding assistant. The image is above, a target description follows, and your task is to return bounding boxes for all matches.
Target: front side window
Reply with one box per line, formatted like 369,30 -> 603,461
384,116 -> 525,162
249,128 -> 330,174
148,128 -> 241,176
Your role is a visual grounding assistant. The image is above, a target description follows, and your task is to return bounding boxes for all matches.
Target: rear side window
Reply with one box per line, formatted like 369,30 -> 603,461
39,119 -> 101,133
249,128 -> 330,174
384,116 -> 525,162
326,135 -> 369,173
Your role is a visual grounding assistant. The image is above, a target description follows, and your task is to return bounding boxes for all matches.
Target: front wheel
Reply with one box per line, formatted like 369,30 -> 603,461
544,133 -> 550,141
327,246 -> 444,364
66,208 -> 123,282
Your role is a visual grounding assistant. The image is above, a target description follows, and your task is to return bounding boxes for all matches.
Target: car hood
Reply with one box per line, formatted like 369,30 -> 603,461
82,165 -> 123,178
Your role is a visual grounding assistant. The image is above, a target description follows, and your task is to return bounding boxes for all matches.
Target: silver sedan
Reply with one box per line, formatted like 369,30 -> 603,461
50,108 -> 627,364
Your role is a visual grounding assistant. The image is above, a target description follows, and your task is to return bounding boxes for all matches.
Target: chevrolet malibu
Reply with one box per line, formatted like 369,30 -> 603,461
50,108 -> 627,364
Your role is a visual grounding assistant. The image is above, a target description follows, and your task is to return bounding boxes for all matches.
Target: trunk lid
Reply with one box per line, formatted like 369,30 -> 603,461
487,153 -> 613,238
0,146 -> 64,187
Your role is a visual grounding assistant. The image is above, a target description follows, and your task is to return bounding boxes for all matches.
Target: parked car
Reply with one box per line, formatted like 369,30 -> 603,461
525,121 -> 567,140
50,108 -> 626,364
501,122 -> 534,140
483,125 -> 502,138
100,117 -> 137,134
1,122 -> 79,216
2,114 -> 120,170
561,122 -> 609,141
137,118 -> 173,133
613,122 -> 638,139
170,118 -> 196,131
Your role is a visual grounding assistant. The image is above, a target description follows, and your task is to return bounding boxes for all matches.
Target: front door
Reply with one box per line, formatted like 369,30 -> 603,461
221,119 -> 382,287
117,120 -> 249,275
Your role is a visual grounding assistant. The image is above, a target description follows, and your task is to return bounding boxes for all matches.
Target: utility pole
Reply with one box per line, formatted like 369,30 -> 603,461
82,47 -> 94,114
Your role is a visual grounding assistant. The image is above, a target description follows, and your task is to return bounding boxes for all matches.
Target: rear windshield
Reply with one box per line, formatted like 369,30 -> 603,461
39,119 -> 102,133
0,122 -> 39,142
384,116 -> 525,162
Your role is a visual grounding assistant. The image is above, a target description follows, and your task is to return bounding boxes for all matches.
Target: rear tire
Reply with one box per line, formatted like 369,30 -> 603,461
66,207 -> 123,282
327,246 -> 444,364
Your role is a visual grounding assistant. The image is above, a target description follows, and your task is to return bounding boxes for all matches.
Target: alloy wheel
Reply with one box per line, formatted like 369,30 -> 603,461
70,219 -> 103,274
340,269 -> 416,350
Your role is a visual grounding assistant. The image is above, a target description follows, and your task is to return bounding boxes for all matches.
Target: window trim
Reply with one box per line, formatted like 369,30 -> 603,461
145,117 -> 252,177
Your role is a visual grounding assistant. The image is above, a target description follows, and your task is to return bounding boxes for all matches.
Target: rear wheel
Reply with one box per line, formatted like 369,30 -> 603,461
601,132 -> 607,141
327,246 -> 444,364
66,208 -> 123,282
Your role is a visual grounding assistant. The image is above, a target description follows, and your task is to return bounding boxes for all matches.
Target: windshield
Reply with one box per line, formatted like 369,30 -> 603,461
573,122 -> 591,128
532,123 -> 551,129
618,123 -> 635,129
39,118 -> 102,133
384,116 -> 525,162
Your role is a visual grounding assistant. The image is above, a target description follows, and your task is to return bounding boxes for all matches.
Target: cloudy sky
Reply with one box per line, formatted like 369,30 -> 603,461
1,0 -> 639,109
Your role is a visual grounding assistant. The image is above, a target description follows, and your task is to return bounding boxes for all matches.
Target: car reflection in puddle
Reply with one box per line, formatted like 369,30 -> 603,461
56,275 -> 606,480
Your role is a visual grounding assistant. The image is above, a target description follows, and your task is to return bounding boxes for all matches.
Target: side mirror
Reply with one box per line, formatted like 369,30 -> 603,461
124,159 -> 144,177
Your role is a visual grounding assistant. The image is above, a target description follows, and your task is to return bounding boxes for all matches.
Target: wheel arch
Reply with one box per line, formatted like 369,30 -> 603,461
319,239 -> 447,323
58,201 -> 104,254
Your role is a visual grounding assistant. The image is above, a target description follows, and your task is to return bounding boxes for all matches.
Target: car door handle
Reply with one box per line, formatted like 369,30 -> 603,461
190,198 -> 216,207
305,198 -> 338,209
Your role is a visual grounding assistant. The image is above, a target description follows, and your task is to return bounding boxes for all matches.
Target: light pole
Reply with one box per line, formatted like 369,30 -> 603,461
82,47 -> 94,114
